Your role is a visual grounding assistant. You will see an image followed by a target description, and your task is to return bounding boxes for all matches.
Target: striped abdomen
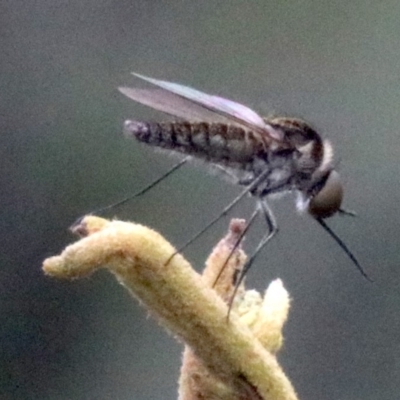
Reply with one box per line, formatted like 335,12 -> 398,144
124,120 -> 277,167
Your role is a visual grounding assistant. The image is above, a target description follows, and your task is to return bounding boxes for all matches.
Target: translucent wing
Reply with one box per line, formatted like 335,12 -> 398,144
119,73 -> 284,141
118,88 -> 231,123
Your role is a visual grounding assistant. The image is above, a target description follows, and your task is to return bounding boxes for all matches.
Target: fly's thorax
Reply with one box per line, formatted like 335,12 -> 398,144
241,148 -> 298,198
268,117 -> 324,174
268,117 -> 322,147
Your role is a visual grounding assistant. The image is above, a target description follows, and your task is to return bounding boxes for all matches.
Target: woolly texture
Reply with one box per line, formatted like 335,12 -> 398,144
43,216 -> 297,400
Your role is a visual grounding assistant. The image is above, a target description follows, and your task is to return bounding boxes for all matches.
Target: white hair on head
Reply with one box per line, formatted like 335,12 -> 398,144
320,140 -> 334,171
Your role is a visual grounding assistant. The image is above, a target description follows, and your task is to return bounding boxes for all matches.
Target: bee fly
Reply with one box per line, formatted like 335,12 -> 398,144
113,73 -> 370,296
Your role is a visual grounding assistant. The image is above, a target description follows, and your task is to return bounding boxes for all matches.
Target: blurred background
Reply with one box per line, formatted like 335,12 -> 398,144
2,0 -> 400,399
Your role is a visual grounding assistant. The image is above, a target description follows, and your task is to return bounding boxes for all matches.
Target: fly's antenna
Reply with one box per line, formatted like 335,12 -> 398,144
315,217 -> 372,282
71,157 -> 188,229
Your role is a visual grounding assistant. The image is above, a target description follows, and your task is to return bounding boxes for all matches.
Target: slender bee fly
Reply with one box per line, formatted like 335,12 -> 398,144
112,73 -> 371,298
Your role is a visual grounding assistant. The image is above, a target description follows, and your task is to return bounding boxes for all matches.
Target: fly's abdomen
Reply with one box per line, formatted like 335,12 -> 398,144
124,120 -> 265,165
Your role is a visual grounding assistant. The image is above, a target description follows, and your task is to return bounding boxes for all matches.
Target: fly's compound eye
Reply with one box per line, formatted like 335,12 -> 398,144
308,170 -> 343,219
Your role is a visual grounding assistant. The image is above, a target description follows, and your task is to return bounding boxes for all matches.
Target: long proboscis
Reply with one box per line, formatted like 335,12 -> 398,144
316,217 -> 372,282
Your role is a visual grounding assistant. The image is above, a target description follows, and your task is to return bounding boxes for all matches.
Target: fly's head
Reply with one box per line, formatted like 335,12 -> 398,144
306,169 -> 343,218
296,168 -> 343,219
296,139 -> 343,219
299,162 -> 370,281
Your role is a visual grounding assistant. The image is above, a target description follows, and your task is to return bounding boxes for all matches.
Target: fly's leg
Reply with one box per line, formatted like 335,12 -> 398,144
227,198 -> 278,318
71,157 -> 189,229
212,165 -> 240,182
165,167 -> 274,264
212,207 -> 261,288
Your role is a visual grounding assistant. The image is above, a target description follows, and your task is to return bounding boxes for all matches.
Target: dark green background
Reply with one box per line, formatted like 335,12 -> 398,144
2,1 -> 400,399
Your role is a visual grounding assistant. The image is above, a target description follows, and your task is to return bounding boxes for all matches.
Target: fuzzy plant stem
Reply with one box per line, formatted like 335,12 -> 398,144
43,216 -> 297,400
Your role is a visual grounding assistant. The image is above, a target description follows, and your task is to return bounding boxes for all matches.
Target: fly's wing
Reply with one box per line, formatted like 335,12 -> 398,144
119,73 -> 284,141
118,88 -> 231,123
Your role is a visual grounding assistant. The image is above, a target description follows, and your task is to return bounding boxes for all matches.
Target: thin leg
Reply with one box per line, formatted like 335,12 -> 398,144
212,165 -> 254,187
72,157 -> 189,227
227,198 -> 278,318
212,165 -> 240,183
166,167 -> 274,264
212,206 -> 261,287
